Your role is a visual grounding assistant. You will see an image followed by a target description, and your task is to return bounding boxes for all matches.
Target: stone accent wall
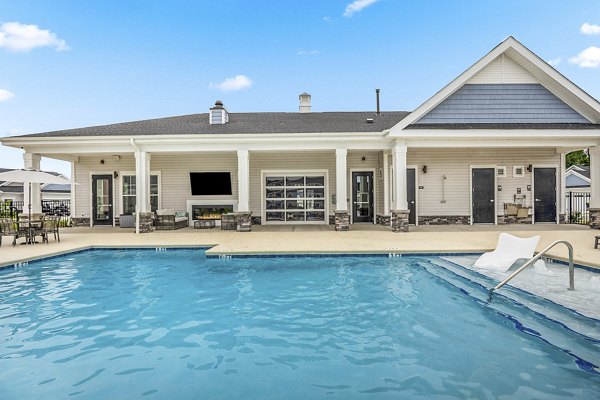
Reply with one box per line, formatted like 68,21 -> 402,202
418,215 -> 470,225
139,212 -> 155,233
335,211 -> 349,231
376,214 -> 391,226
497,215 -> 532,225
391,210 -> 410,232
559,213 -> 568,224
71,217 -> 90,227
236,212 -> 252,232
590,208 -> 600,230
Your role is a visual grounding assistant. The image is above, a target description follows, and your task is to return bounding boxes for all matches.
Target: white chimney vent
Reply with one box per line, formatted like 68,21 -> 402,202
299,92 -> 311,113
209,100 -> 229,124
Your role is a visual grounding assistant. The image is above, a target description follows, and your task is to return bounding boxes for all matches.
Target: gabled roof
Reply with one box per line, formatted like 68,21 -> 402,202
11,112 -> 411,138
566,164 -> 591,179
390,36 -> 600,133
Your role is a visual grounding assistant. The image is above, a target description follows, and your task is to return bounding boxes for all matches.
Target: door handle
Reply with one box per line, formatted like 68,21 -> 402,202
489,199 -> 494,203
410,201 -> 415,204
535,199 -> 541,202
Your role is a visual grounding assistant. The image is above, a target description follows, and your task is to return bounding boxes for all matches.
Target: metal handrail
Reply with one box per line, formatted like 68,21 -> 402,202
489,240 -> 574,297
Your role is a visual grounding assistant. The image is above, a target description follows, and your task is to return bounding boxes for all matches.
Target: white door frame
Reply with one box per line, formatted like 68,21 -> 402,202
349,168 -> 377,224
469,165 -> 498,225
531,164 -> 559,224
89,171 -> 116,227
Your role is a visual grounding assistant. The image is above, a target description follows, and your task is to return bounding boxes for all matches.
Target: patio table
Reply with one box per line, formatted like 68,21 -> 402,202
18,219 -> 43,244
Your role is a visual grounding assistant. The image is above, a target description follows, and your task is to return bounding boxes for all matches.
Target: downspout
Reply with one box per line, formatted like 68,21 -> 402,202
130,138 -> 140,234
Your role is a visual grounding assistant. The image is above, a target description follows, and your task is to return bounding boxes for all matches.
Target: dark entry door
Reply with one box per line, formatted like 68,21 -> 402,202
534,168 -> 557,223
352,171 -> 374,223
472,168 -> 495,224
92,175 -> 113,225
407,168 -> 416,224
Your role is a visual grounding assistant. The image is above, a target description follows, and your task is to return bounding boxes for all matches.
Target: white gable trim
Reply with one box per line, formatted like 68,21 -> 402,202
390,37 -> 600,134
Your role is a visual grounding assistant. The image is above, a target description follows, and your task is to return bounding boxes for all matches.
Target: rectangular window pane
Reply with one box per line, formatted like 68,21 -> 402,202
123,196 -> 136,215
305,188 -> 324,198
286,212 -> 305,222
306,211 -> 325,221
266,212 -> 284,221
150,175 -> 159,195
150,195 -> 158,212
266,177 -> 284,187
266,188 -> 284,198
306,176 -> 324,186
266,200 -> 284,210
123,176 -> 136,196
286,176 -> 304,186
286,200 -> 304,210
306,199 -> 324,210
286,188 -> 304,198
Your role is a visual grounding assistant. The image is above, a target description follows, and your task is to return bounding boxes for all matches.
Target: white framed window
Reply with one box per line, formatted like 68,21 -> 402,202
497,166 -> 507,178
513,166 -> 525,178
120,172 -> 161,214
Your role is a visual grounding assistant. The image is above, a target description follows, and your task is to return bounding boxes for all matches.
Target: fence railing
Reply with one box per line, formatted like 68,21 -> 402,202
565,191 -> 590,225
0,199 -> 71,226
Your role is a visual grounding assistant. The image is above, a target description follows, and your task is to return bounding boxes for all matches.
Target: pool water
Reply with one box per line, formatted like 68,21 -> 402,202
0,249 -> 599,399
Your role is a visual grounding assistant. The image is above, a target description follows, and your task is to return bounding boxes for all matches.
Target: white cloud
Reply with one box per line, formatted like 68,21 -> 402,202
580,22 -> 600,35
569,46 -> 600,68
0,22 -> 69,52
547,57 -> 562,66
210,75 -> 252,92
343,0 -> 380,17
297,49 -> 319,56
0,89 -> 15,102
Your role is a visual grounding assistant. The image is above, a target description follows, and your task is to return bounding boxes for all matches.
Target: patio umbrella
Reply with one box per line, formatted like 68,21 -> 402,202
0,169 -> 73,221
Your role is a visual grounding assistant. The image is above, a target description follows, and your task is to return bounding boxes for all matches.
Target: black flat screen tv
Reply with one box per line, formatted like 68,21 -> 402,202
190,172 -> 232,195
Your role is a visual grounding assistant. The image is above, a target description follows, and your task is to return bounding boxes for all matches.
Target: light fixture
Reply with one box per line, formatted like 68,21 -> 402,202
421,165 -> 427,173
114,171 -> 119,179
526,164 -> 533,172
361,156 -> 366,162
100,159 -> 105,165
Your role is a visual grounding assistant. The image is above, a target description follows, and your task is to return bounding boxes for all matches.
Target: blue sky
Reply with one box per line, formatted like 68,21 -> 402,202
1,0 -> 600,176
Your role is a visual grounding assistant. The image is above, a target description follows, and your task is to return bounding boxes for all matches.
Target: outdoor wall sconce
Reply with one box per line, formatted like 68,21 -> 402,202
361,156 -> 366,162
421,165 -> 427,173
526,164 -> 533,172
497,185 -> 502,191
114,171 -> 119,179
100,159 -> 105,165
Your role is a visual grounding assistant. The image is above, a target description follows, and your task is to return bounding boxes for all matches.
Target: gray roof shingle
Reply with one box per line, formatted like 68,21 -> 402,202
15,112 -> 411,138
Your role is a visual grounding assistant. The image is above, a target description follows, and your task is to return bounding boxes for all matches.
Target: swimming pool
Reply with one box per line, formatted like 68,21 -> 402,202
1,249 -> 599,399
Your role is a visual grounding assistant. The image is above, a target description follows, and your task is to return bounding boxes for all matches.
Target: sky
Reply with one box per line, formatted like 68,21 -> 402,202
1,0 -> 600,177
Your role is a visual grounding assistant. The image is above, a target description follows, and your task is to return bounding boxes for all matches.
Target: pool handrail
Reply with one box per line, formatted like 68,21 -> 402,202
489,240 -> 574,297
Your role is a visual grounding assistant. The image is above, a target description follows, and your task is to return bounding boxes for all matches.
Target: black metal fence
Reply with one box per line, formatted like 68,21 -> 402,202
0,199 -> 71,226
565,191 -> 590,225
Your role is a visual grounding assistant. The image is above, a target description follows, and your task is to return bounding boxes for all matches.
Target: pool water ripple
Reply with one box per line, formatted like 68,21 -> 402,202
0,249 -> 599,399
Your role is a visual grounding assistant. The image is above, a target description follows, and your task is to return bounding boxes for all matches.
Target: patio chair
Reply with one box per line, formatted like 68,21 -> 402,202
474,233 -> 543,272
0,218 -> 23,246
40,216 -> 60,243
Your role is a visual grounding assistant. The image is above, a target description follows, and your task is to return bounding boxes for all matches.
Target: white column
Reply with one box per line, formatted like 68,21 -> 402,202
237,150 -> 250,212
392,144 -> 408,210
23,152 -> 42,213
70,161 -> 77,218
135,151 -> 151,213
383,152 -> 390,215
560,152 -> 566,216
590,147 -> 600,209
335,149 -> 348,211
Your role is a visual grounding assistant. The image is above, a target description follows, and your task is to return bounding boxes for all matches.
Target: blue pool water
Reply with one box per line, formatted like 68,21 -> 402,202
0,249 -> 599,399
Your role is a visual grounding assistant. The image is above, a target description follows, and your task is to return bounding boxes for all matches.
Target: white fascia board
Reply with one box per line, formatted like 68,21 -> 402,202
565,169 -> 591,183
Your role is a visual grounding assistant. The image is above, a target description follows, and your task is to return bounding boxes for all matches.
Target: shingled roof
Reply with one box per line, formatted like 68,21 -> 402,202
15,111 -> 412,138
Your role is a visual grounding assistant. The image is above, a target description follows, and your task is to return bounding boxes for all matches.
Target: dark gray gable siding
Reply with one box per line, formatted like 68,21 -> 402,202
414,84 -> 590,124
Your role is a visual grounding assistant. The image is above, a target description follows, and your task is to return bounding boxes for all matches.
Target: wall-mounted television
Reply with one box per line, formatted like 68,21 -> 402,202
190,172 -> 233,196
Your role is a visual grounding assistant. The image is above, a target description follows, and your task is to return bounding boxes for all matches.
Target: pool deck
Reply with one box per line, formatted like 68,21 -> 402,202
0,224 -> 598,269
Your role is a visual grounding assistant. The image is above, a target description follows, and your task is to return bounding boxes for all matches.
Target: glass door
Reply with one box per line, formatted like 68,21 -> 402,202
92,175 -> 113,225
352,172 -> 374,223
264,175 -> 326,223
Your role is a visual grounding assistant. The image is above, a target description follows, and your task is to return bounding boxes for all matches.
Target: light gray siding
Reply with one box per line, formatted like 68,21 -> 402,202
414,84 -> 590,124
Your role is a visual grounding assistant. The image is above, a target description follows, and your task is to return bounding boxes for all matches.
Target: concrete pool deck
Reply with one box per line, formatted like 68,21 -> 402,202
0,224 -> 598,269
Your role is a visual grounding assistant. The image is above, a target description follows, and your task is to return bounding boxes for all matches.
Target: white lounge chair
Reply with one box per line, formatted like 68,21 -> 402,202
474,233 -> 541,272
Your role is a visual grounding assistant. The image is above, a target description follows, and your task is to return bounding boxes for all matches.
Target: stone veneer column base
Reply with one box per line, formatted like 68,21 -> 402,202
376,214 -> 391,226
589,208 -> 600,230
335,210 -> 350,231
138,212 -> 155,233
391,210 -> 410,233
236,212 -> 252,232
71,217 -> 90,227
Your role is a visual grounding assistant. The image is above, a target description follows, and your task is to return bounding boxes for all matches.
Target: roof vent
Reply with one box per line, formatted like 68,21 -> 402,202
366,118 -> 374,123
210,100 -> 229,124
299,92 -> 311,113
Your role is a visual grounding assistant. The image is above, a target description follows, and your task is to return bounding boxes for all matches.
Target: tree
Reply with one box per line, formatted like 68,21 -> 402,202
566,150 -> 589,168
